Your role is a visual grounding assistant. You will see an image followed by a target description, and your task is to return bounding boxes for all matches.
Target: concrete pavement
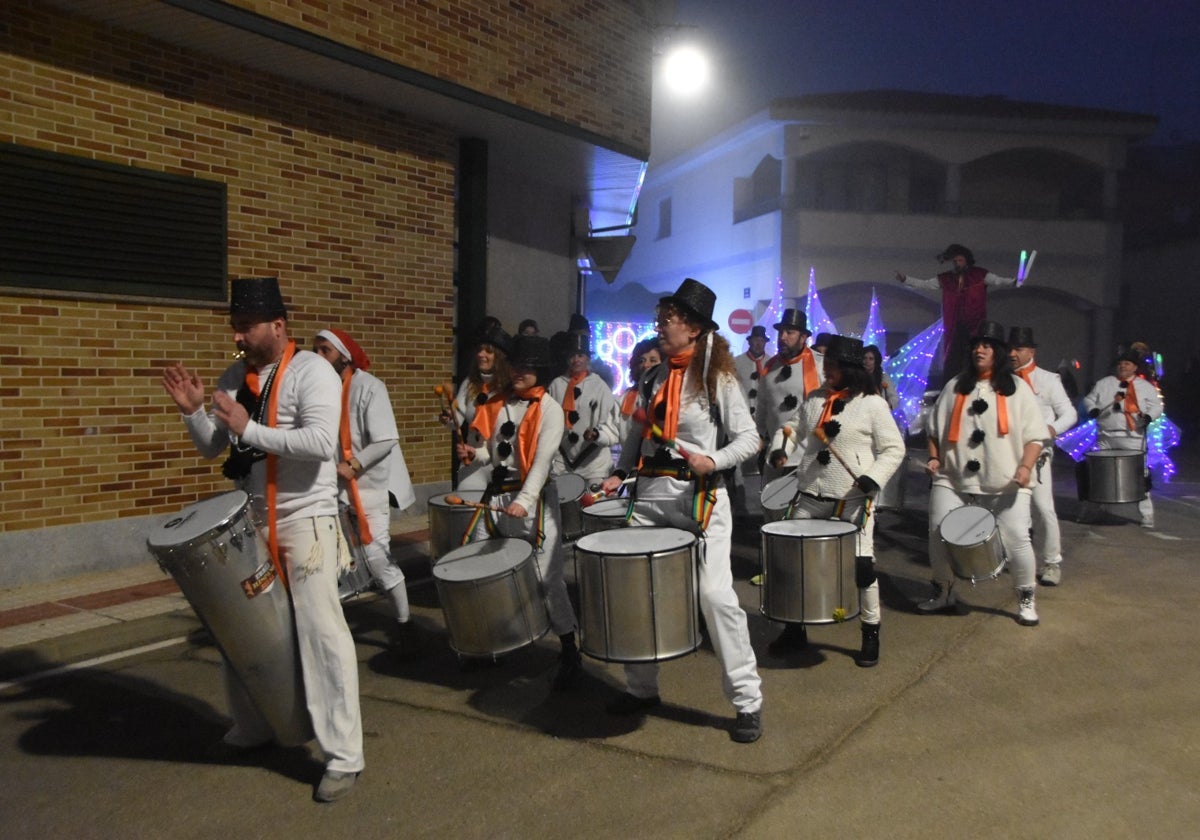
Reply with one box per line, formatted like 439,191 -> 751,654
2,445 -> 1199,838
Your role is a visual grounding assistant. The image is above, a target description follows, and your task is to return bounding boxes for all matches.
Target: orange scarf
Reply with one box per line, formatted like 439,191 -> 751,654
818,389 -> 850,427
621,387 -> 638,417
946,372 -> 1009,443
648,347 -> 694,443
1121,378 -> 1140,430
1016,364 -> 1037,394
470,387 -> 546,482
560,371 -> 587,427
243,339 -> 297,588
768,347 -> 820,396
339,368 -> 373,545
749,353 -> 767,379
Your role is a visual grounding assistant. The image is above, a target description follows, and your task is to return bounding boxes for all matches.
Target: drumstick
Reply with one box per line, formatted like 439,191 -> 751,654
434,384 -> 463,445
579,475 -> 637,507
444,494 -> 508,514
812,427 -> 861,481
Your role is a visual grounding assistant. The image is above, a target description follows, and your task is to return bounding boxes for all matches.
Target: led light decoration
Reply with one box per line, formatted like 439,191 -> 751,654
589,320 -> 658,393
882,318 -> 944,431
804,267 -> 837,338
861,287 -> 886,351
1055,387 -> 1180,485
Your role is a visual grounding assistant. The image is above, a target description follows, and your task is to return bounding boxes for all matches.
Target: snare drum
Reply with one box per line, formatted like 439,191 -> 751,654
146,491 -> 312,746
760,472 -> 799,523
1082,450 -> 1146,504
337,505 -> 375,601
938,505 -> 1006,582
574,527 -> 700,663
581,497 -> 631,534
555,472 -> 588,542
428,491 -> 485,560
432,538 -> 549,658
759,519 -> 859,624
874,464 -> 907,511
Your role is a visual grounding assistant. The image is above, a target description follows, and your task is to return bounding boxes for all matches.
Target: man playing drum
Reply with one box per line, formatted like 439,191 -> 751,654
460,334 -> 583,690
161,277 -> 364,803
313,328 -> 419,652
767,335 -> 905,666
599,278 -> 765,744
917,320 -> 1048,626
547,331 -> 621,487
1080,350 -> 1163,528
756,309 -> 824,488
1007,327 -> 1077,584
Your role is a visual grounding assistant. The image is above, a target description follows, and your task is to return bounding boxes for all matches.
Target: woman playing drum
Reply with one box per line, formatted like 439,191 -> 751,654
767,335 -> 905,665
918,321 -> 1048,625
460,334 -> 582,689
448,324 -> 513,491
599,278 -> 765,744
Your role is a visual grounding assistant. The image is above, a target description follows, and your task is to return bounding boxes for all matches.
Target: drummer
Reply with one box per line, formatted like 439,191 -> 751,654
1080,349 -> 1162,528
767,335 -> 905,666
599,278 -> 765,744
460,334 -> 582,690
617,337 -> 662,445
917,320 -> 1048,626
547,331 -> 621,488
161,277 -> 364,803
447,323 -> 512,491
757,308 -> 824,486
313,328 -> 419,653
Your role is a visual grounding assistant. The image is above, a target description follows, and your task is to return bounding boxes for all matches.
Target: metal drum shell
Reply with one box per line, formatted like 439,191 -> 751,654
428,491 -> 485,560
1084,450 -> 1146,504
336,505 -> 375,601
938,505 -> 1006,583
432,538 -> 549,658
581,497 -> 631,535
574,527 -> 700,663
874,464 -> 907,511
555,473 -> 588,542
760,472 -> 799,523
759,519 -> 860,624
146,491 -> 312,746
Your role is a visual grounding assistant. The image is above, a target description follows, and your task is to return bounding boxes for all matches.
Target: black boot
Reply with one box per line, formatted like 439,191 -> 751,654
767,623 -> 808,656
552,632 -> 582,691
857,623 -> 880,668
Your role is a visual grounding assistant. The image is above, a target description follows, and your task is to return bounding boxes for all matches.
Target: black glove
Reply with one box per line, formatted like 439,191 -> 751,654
1088,407 -> 1101,419
769,449 -> 787,468
855,475 -> 880,494
1139,413 -> 1152,426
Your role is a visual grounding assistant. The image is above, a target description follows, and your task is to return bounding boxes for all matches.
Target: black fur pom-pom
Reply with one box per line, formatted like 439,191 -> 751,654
497,441 -> 513,459
832,398 -> 847,415
817,450 -> 832,465
782,395 -> 798,411
822,420 -> 841,439
969,429 -> 985,445
966,459 -> 981,472
499,421 -> 516,439
971,398 -> 989,414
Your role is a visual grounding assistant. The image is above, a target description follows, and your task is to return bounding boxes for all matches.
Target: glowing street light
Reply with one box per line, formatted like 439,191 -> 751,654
660,44 -> 709,96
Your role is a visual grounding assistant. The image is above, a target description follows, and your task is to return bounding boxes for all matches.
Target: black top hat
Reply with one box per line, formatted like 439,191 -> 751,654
510,335 -> 553,371
813,332 -> 834,349
564,331 -> 591,356
1116,348 -> 1142,365
478,325 -> 512,358
1007,326 -> 1037,348
659,278 -> 718,331
747,325 -> 768,340
230,277 -> 287,321
567,313 -> 591,334
825,334 -> 865,367
970,320 -> 1007,346
938,243 -> 975,265
773,308 -> 808,333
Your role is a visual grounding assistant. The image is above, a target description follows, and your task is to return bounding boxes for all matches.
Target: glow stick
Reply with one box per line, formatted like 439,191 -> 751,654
1019,250 -> 1037,286
1017,250 -> 1028,282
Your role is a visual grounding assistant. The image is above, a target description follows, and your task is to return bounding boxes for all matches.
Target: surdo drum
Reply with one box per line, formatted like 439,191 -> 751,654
1081,450 -> 1146,504
759,472 -> 800,523
574,527 -> 700,663
432,538 -> 549,658
938,505 -> 1006,583
555,472 -> 588,542
428,490 -> 485,560
146,491 -> 312,746
759,519 -> 859,624
336,505 -> 375,601
580,497 -> 631,534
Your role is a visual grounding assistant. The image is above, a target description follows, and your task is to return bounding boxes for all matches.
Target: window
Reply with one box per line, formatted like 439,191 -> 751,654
734,155 -> 782,223
0,143 -> 227,301
657,196 -> 672,239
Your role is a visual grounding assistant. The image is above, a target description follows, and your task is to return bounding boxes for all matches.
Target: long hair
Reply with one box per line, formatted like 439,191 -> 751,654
833,361 -> 876,399
466,342 -> 512,401
954,339 -> 1017,396
658,302 -> 735,399
863,344 -> 884,392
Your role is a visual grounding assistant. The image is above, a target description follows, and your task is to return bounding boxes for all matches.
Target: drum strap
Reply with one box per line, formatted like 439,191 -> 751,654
257,341 -> 297,589
691,474 -> 718,532
461,487 -> 547,551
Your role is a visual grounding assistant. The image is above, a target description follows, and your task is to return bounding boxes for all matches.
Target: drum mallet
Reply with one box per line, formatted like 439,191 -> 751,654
444,494 -> 511,515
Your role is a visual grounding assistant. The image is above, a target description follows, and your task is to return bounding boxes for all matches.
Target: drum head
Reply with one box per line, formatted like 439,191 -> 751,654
555,472 -> 587,501
583,498 -> 630,519
939,506 -> 997,546
430,490 -> 484,510
434,538 -> 531,581
760,519 -> 857,538
147,491 -> 248,549
575,527 -> 695,555
760,472 -> 799,511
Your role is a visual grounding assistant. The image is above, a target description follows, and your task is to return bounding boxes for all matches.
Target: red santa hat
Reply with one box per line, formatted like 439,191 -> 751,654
316,328 -> 371,370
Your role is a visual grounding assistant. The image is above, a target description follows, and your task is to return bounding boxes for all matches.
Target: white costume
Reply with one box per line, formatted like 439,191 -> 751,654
756,348 -> 824,483
454,375 -> 495,491
183,349 -> 364,774
547,371 -> 620,484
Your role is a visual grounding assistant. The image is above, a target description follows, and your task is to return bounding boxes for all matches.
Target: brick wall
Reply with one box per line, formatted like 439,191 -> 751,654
0,2 -> 459,532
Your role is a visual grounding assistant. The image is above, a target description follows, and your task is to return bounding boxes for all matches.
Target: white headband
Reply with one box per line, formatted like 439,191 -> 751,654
315,329 -> 351,361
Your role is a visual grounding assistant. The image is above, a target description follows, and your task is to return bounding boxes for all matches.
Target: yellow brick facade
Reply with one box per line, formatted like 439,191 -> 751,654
0,0 -> 652,536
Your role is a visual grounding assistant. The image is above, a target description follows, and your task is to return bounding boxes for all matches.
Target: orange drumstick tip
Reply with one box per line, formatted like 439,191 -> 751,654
434,384 -> 444,395
783,427 -> 792,438
445,494 -> 463,505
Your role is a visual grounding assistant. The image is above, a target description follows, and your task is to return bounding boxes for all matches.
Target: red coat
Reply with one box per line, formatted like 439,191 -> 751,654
938,265 -> 991,336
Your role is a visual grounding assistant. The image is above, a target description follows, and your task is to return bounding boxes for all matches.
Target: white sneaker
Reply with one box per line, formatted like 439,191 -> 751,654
1017,588 -> 1039,626
1038,565 -> 1061,586
917,582 -> 956,612
1140,516 -> 1155,529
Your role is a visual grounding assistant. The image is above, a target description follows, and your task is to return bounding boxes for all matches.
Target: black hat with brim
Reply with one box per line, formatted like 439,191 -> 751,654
970,320 -> 1007,347
659,278 -> 718,331
826,334 -> 865,367
510,335 -> 553,371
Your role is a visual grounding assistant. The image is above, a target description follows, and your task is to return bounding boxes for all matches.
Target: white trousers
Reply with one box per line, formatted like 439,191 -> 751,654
788,494 -> 880,624
928,485 -> 1036,590
623,490 -> 763,714
225,515 -> 364,773
362,506 -> 410,621
1030,455 -> 1063,567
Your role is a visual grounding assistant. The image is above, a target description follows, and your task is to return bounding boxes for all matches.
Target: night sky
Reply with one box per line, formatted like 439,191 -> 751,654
654,0 -> 1200,160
